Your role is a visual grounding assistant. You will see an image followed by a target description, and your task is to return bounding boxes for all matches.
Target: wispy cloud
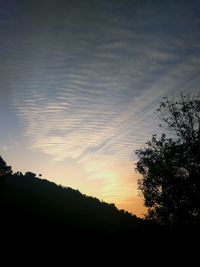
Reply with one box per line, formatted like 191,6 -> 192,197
1,0 -> 200,214
1,144 -> 9,152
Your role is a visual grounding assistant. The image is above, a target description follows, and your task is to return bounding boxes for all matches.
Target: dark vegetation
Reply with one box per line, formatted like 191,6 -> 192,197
1,93 -> 200,251
1,156 -> 152,243
136,93 -> 200,230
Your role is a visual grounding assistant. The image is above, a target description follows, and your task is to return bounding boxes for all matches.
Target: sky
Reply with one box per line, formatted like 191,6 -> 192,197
0,0 -> 200,217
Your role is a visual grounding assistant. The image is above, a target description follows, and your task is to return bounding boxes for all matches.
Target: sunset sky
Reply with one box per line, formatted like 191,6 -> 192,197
1,0 -> 200,217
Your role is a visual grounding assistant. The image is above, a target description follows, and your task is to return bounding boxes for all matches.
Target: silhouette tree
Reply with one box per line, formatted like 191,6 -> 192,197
136,93 -> 200,227
0,155 -> 12,188
25,171 -> 37,178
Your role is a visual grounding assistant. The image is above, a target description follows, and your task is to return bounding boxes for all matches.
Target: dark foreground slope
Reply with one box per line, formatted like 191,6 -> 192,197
1,172 -> 152,241
1,173 -> 199,260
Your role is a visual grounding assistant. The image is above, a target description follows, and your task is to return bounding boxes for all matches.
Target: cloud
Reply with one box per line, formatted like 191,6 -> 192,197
10,0 -> 200,164
1,145 -> 9,152
2,0 -> 200,215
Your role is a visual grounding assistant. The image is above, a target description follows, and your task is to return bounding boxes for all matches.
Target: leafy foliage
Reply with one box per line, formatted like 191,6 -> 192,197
0,156 -> 12,188
136,93 -> 200,227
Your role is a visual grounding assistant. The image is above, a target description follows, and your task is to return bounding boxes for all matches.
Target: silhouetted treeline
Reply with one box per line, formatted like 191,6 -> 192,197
1,156 -> 200,257
1,166 -> 154,240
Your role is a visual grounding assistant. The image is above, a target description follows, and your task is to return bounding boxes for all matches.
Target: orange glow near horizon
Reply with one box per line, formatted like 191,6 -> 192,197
4,150 -> 146,217
2,0 -> 199,220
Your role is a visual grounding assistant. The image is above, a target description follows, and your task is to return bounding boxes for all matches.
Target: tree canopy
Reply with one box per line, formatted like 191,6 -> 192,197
136,93 -> 200,228
0,156 -> 12,176
0,155 -> 12,188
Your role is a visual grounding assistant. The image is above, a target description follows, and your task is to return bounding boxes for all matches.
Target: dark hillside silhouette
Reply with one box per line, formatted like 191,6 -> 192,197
1,157 -> 153,242
0,158 -> 197,267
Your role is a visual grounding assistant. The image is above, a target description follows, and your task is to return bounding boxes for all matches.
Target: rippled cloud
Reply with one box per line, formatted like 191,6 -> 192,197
1,0 -> 200,215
